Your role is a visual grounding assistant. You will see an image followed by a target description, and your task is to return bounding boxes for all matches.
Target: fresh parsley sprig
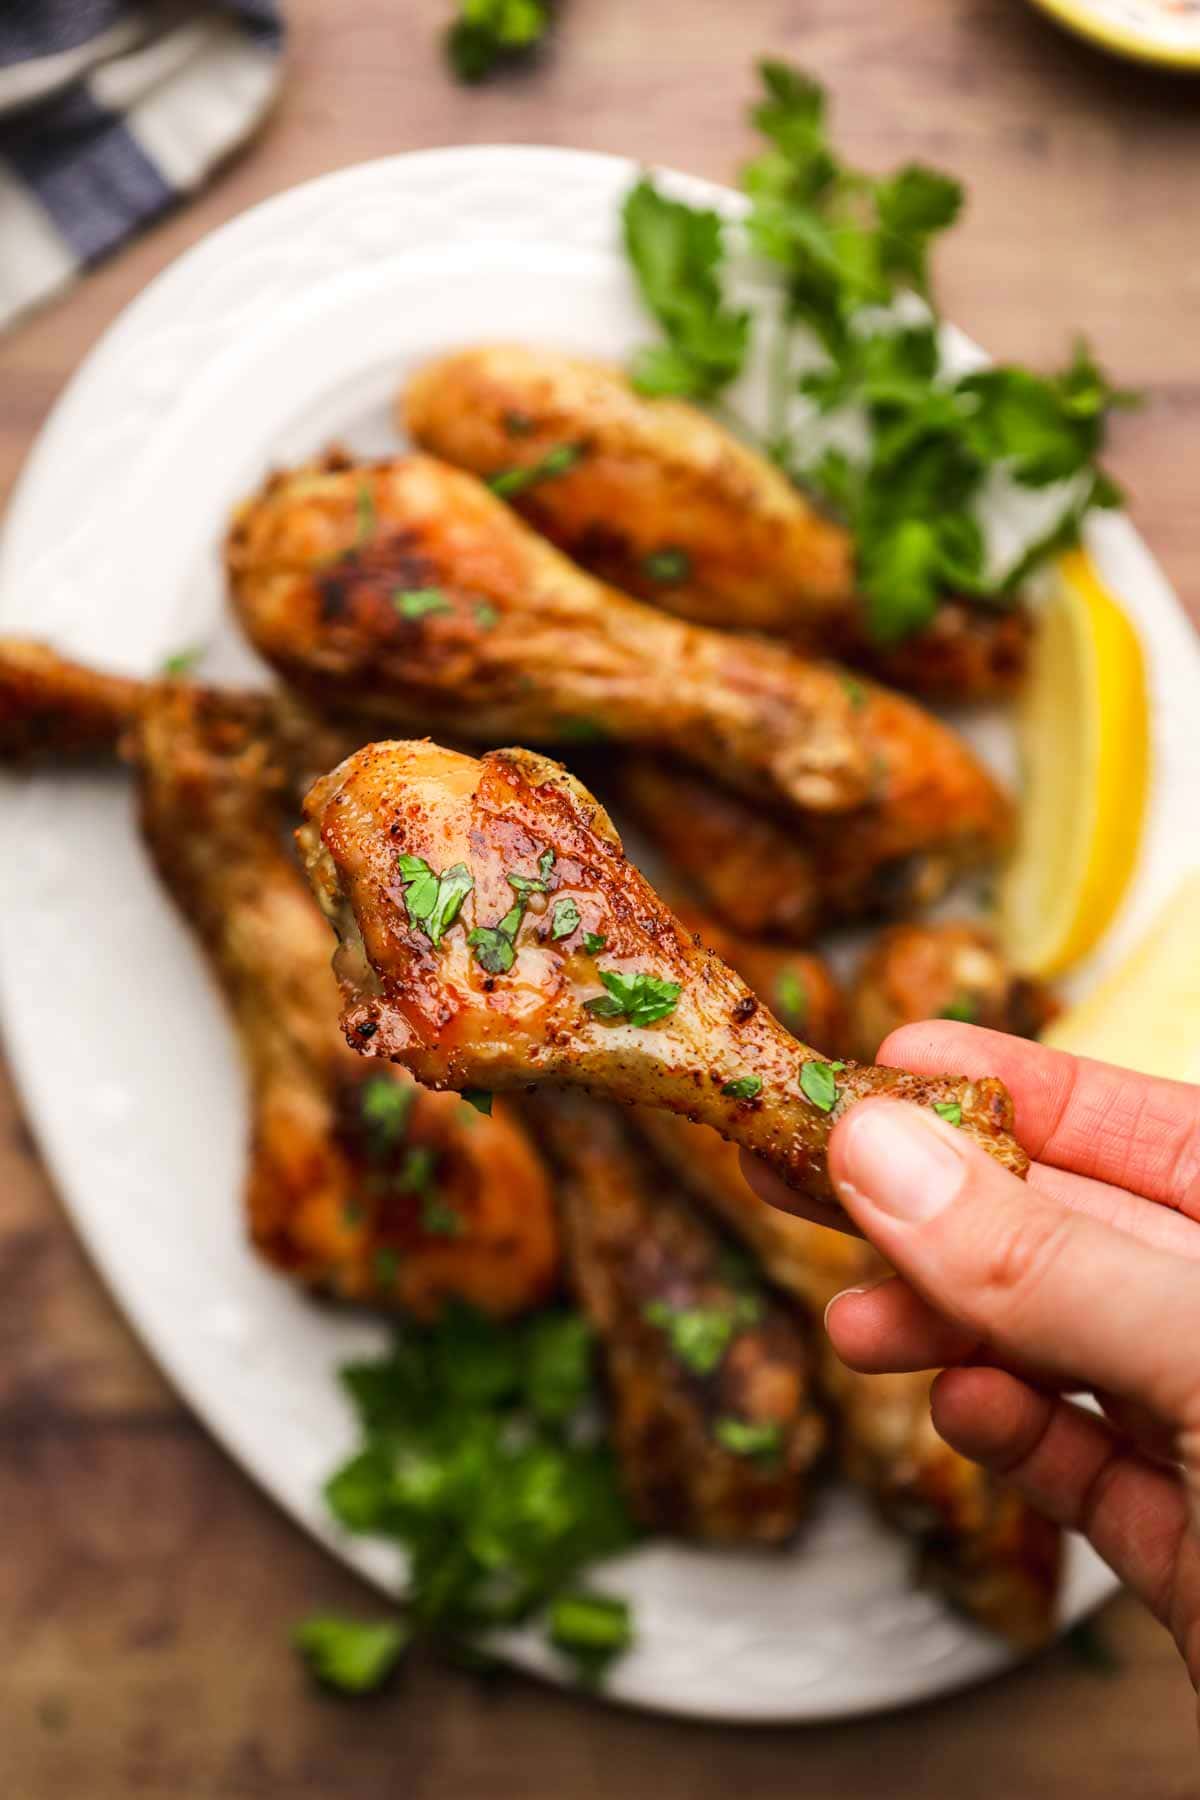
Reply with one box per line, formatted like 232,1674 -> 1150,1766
446,0 -> 554,84
619,60 -> 1136,644
584,969 -> 682,1027
397,854 -> 474,947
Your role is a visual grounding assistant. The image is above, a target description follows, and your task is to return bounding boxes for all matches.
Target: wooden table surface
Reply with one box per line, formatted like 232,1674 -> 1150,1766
1,1 -> 1198,1792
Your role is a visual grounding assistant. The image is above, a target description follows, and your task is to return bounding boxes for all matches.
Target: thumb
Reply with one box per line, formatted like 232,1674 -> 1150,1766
829,1099 -> 1200,1430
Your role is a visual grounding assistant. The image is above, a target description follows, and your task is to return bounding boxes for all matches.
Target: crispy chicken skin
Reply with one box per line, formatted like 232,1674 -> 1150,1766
540,1095 -> 826,1543
620,758 -> 995,942
634,1112 -> 1061,1646
671,901 -> 847,1056
299,738 -> 1028,1204
227,453 -> 1015,884
848,922 -> 1058,1062
135,684 -> 559,1320
403,346 -> 1031,700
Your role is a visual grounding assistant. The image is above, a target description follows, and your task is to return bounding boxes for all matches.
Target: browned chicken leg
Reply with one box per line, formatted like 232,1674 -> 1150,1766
847,922 -> 1058,1062
227,454 -> 1015,885
670,900 -> 847,1056
299,738 -> 1028,1206
540,1095 -> 825,1543
135,684 -> 559,1320
632,1112 -> 1061,1646
403,346 -> 1031,700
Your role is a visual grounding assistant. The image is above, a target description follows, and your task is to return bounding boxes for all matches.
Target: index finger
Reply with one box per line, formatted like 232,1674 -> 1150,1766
878,1022 -> 1200,1214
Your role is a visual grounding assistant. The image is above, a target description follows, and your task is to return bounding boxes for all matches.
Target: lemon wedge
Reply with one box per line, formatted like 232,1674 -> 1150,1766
1000,549 -> 1150,978
1043,874 -> 1200,1082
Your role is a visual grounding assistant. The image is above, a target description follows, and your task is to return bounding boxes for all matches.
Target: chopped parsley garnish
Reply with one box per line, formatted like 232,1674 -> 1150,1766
538,848 -> 555,879
355,483 -> 375,545
799,1058 -> 845,1114
642,547 -> 692,584
372,1247 -> 400,1289
939,992 -> 979,1023
396,854 -> 474,947
584,969 -> 682,1027
421,1194 -> 463,1237
774,967 -> 808,1027
551,897 -> 581,941
549,1591 -> 633,1679
582,932 -> 607,955
642,1295 -> 760,1376
839,673 -> 867,709
722,1075 -> 763,1100
462,1088 -> 493,1115
394,587 -> 452,620
316,1305 -> 635,1681
933,1100 -> 963,1128
360,1076 -> 416,1152
620,62 -> 1135,641
489,443 -> 583,498
475,602 -> 499,629
160,645 -> 203,678
294,1615 -> 411,1695
445,0 -> 553,84
468,924 -> 517,974
713,1417 -> 784,1461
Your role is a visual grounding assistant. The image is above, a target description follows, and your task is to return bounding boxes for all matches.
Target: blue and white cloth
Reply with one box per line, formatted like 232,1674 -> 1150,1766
0,1 -> 284,331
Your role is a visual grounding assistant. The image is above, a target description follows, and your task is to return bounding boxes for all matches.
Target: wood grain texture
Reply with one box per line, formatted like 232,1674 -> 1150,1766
0,0 -> 1197,1790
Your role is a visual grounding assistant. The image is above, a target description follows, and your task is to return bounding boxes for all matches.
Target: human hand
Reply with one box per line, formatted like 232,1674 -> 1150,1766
742,1023 -> 1200,1693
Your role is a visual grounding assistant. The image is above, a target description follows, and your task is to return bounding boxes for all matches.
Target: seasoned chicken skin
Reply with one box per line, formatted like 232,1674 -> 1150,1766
404,346 -> 1031,699
299,738 -> 1028,1205
135,684 -> 559,1320
541,1096 -> 825,1543
634,1112 -> 1061,1647
227,454 -> 1014,875
847,921 -> 1058,1062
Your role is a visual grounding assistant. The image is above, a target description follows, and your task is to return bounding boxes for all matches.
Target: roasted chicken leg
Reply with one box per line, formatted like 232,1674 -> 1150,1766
135,684 -> 559,1320
541,1095 -> 825,1543
847,922 -> 1058,1062
404,346 -> 1031,700
227,454 -> 1014,887
633,1111 -> 1061,1646
299,738 -> 1028,1205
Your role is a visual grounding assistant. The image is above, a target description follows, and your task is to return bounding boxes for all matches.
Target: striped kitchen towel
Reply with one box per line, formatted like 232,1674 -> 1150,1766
0,1 -> 284,332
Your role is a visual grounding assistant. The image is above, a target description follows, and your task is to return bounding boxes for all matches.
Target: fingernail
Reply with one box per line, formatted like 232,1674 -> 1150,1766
834,1102 -> 966,1224
822,1278 -> 885,1331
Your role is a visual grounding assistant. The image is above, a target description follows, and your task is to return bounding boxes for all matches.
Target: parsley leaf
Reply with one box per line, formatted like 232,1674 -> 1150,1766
713,1417 -> 784,1461
584,969 -> 682,1027
462,1088 -> 493,1115
490,443 -> 583,498
774,967 -> 808,1028
622,177 -> 750,399
643,1301 -> 736,1375
467,924 -> 517,975
421,1195 -> 463,1237
394,587 -> 451,620
799,1058 -> 845,1113
160,645 -> 203,678
642,547 -> 692,584
294,1615 -> 410,1694
475,602 -> 499,629
582,932 -> 607,955
355,484 -> 375,545
445,0 -> 552,84
360,1077 -> 416,1153
722,1075 -> 763,1100
933,1100 -> 963,1128
939,992 -> 978,1023
551,896 -> 581,941
397,855 -> 474,946
549,1591 -> 632,1679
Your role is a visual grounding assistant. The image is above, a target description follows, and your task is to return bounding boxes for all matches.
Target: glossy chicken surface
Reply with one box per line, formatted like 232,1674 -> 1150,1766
404,345 -> 1031,700
135,684 -> 559,1320
848,922 -> 1058,1062
300,738 -> 1028,1204
634,1112 -> 1061,1646
228,453 -> 1014,882
540,1095 -> 825,1542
